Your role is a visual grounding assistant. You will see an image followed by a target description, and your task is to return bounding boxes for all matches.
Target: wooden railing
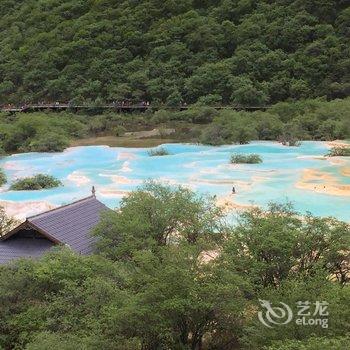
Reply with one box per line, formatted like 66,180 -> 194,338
0,103 -> 271,113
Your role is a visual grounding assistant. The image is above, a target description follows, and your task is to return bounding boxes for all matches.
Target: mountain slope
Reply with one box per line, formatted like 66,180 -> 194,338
0,0 -> 349,105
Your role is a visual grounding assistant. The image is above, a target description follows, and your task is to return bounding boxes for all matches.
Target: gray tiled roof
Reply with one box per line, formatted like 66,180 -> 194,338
27,196 -> 110,254
0,238 -> 54,264
0,196 -> 111,264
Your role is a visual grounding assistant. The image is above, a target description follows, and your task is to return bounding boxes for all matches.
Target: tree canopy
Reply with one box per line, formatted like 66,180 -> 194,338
0,183 -> 349,349
0,0 -> 349,105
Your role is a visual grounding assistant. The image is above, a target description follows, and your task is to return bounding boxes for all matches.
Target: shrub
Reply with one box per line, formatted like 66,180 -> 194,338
87,116 -> 109,134
27,133 -> 69,152
0,168 -> 6,186
189,106 -> 217,124
0,113 -> 86,154
113,125 -> 127,136
278,120 -> 305,146
326,146 -> 350,157
10,174 -> 62,191
230,153 -> 262,164
197,94 -> 222,106
147,147 -> 170,156
151,110 -> 170,124
200,124 -> 230,145
286,138 -> 301,147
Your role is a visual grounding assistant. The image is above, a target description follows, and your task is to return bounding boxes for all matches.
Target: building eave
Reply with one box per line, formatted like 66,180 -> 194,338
0,220 -> 61,244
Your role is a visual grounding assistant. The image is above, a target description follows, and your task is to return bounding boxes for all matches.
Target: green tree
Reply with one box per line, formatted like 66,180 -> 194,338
10,174 -> 62,191
222,203 -> 350,288
230,76 -> 269,106
103,245 -> 249,350
166,89 -> 182,108
93,181 -> 225,260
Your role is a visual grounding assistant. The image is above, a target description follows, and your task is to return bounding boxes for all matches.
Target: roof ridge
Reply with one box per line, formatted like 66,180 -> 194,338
27,195 -> 97,220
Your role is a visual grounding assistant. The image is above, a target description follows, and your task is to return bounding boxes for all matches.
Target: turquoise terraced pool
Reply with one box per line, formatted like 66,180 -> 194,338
0,141 -> 349,221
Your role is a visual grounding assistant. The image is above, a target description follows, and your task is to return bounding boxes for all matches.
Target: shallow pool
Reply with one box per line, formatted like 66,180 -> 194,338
0,141 -> 349,221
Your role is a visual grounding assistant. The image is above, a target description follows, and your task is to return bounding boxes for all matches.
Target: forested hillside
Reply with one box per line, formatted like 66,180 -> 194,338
0,0 -> 349,105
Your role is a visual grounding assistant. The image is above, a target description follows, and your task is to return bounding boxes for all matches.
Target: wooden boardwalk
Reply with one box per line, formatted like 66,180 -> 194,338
0,104 -> 271,113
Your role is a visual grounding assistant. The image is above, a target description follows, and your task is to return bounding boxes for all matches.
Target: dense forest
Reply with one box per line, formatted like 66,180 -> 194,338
0,0 -> 349,105
0,182 -> 349,349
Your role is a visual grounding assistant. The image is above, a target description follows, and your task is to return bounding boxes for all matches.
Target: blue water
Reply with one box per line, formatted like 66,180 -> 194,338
0,142 -> 349,221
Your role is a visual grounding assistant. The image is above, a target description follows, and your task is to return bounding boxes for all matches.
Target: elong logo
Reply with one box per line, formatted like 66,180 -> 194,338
258,299 -> 293,328
258,299 -> 329,329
